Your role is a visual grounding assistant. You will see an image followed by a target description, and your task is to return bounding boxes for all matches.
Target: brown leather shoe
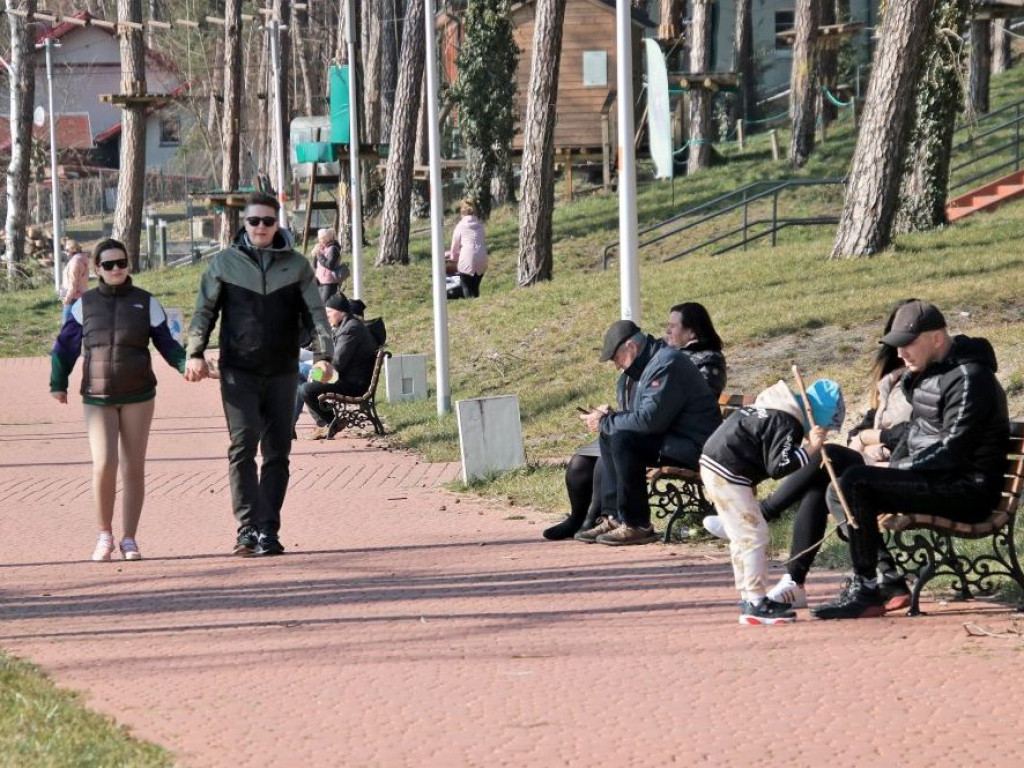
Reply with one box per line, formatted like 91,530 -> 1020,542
574,516 -> 619,543
596,525 -> 658,546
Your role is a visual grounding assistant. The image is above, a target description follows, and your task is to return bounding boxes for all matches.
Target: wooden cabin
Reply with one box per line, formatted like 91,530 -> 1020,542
511,0 -> 653,150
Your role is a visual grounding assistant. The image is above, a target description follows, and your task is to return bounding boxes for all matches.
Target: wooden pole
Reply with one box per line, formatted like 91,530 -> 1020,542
737,118 -> 745,151
769,129 -> 780,162
601,113 -> 612,191
566,149 -> 573,203
791,364 -> 858,529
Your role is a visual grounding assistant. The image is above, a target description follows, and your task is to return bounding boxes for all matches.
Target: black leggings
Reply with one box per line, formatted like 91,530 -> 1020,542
566,453 -> 603,522
760,444 -> 867,584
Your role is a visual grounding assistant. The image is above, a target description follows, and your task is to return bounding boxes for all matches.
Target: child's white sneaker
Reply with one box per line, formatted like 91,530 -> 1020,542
767,573 -> 807,609
119,538 -> 142,561
702,515 -> 729,541
91,532 -> 115,562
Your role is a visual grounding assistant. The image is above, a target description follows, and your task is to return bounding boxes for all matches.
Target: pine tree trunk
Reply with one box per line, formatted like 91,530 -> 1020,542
361,0 -> 382,143
517,0 -> 567,286
376,0 -> 424,266
4,0 -> 37,280
113,0 -> 147,267
251,33 -> 269,183
831,0 -> 938,259
270,0 -> 292,195
688,0 -> 713,173
969,19 -> 991,115
657,0 -> 683,40
731,0 -> 756,125
411,72 -> 429,218
380,0 -> 404,144
220,0 -> 243,244
294,8 -> 314,116
819,1 -> 837,124
893,0 -> 970,235
991,19 -> 1011,75
790,0 -> 821,167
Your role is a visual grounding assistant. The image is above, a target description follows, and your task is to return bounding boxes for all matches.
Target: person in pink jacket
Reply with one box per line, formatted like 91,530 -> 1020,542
445,200 -> 488,299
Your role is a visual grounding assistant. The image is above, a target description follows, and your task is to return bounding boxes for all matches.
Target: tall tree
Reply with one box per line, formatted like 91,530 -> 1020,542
687,0 -> 713,173
360,0 -> 383,142
451,0 -> 518,217
657,0 -> 683,41
991,18 -> 1012,75
380,0 -> 404,143
517,0 -> 567,286
4,0 -> 37,282
968,17 -> 991,114
893,0 -> 971,235
831,0 -> 938,259
376,0 -> 424,265
818,0 -> 837,124
731,0 -> 756,126
113,0 -> 147,267
270,0 -> 292,195
220,0 -> 243,244
790,0 -> 821,167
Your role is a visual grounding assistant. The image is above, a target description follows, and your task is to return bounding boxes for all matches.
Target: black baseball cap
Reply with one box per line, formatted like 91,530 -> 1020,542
599,320 -> 641,362
882,300 -> 946,346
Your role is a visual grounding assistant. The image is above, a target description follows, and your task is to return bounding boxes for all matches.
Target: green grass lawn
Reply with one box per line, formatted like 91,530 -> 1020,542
0,651 -> 171,767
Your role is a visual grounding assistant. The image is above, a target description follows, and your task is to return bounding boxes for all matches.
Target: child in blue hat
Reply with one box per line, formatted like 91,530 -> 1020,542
699,378 -> 845,625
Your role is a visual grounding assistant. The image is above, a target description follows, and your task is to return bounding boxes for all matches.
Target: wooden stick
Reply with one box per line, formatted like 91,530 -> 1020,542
791,364 -> 858,529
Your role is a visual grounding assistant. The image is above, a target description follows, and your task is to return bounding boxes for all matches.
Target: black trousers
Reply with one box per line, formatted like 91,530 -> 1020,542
299,379 -> 367,427
220,368 -> 296,535
318,282 -> 339,305
600,429 -> 681,528
826,465 -> 999,580
448,272 -> 483,299
761,445 -> 865,583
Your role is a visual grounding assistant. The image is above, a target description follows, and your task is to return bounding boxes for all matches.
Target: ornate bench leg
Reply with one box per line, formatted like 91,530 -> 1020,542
365,401 -> 385,435
907,560 -> 935,617
941,534 -> 973,602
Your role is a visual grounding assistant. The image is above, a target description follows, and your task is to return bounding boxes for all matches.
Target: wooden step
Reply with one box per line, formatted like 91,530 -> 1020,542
947,168 -> 1024,223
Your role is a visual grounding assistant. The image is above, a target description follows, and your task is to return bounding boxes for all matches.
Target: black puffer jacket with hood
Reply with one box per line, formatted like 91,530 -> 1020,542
889,335 -> 1008,491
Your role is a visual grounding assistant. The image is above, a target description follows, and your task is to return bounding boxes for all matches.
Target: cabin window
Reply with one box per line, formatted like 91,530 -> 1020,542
159,116 -> 181,147
583,50 -> 608,87
775,10 -> 795,52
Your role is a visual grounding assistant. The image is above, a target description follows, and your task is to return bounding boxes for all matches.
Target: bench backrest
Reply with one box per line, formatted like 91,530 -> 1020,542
997,420 -> 1024,517
363,348 -> 389,399
718,392 -> 755,418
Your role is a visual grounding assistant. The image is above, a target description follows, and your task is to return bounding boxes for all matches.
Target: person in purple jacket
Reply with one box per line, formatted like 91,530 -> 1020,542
50,238 -> 187,562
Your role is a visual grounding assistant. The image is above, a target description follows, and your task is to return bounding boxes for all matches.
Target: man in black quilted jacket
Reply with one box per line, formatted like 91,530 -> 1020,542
815,301 -> 1009,619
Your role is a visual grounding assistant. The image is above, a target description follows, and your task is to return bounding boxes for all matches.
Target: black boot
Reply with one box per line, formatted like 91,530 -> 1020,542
543,507 -> 587,540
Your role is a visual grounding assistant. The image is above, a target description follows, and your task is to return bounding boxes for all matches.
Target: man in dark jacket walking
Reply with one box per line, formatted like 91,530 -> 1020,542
185,193 -> 334,557
815,301 -> 1009,619
579,320 -> 722,546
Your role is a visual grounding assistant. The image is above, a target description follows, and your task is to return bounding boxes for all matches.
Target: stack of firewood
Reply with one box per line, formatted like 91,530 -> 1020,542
26,227 -> 54,267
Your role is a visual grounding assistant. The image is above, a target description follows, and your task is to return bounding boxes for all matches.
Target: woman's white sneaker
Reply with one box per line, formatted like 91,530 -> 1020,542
120,538 -> 142,561
92,532 -> 115,562
702,515 -> 729,541
767,573 -> 807,609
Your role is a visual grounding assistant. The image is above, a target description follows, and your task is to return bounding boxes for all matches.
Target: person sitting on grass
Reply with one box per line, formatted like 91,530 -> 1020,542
814,301 -> 1009,620
699,378 -> 844,625
702,301 -> 915,611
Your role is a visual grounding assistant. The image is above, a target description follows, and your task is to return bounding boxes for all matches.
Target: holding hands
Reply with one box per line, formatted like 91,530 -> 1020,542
185,358 -> 210,382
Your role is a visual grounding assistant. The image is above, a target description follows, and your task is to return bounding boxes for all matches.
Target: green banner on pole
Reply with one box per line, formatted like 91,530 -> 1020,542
329,65 -> 350,145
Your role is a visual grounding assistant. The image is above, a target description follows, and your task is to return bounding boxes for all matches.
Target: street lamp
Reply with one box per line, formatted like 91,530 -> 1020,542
40,36 -> 62,295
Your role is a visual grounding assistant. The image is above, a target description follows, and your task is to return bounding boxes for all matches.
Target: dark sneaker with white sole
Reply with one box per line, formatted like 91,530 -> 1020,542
233,526 -> 259,556
739,597 -> 797,625
812,576 -> 886,620
596,524 -> 658,546
254,532 -> 285,556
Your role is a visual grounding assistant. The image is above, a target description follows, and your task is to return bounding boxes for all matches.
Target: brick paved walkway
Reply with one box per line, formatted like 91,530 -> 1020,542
2,357 -> 1023,766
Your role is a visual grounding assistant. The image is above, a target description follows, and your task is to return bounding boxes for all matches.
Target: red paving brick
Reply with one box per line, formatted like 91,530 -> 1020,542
2,356 -> 1024,766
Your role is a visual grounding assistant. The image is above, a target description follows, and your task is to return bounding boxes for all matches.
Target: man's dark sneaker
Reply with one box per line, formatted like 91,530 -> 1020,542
878,575 -> 912,612
812,575 -> 886,620
253,532 -> 285,556
233,526 -> 259,556
738,597 -> 797,626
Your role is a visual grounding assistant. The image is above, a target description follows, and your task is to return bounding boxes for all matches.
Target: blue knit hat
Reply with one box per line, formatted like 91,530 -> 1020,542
798,379 -> 845,431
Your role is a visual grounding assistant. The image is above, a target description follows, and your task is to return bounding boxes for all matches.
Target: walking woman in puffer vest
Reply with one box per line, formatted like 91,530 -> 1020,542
50,239 -> 187,561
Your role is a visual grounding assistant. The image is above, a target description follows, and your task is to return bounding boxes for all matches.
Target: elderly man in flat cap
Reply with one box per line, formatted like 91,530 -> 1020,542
578,319 -> 722,545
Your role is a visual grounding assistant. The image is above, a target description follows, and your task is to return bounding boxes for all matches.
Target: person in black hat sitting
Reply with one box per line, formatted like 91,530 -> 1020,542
576,320 -> 722,546
297,293 -> 379,440
815,300 -> 1009,619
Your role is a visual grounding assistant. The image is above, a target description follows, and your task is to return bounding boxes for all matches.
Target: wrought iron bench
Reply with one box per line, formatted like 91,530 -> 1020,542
318,348 -> 391,437
648,392 -> 755,542
881,420 -> 1024,616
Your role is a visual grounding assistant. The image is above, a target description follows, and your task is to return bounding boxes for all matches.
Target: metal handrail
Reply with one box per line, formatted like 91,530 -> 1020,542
950,102 -> 1023,192
658,178 -> 844,263
600,179 -> 785,268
